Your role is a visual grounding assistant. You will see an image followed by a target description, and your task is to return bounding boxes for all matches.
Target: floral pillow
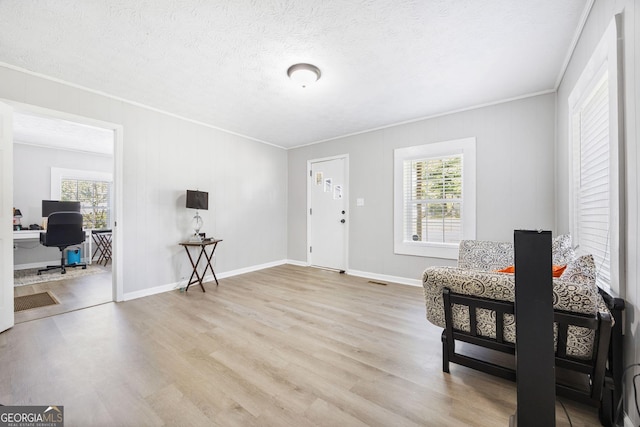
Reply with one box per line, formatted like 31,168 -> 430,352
552,234 -> 575,266
561,254 -> 597,286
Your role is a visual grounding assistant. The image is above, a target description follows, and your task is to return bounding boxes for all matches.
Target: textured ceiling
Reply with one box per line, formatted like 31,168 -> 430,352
13,113 -> 114,155
0,0 -> 588,149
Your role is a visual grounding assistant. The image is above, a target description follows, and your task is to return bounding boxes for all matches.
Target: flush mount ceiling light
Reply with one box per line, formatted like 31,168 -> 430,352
287,63 -> 321,88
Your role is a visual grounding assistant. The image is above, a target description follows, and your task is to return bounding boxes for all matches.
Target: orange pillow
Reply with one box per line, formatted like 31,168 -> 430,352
552,264 -> 567,277
495,265 -> 567,277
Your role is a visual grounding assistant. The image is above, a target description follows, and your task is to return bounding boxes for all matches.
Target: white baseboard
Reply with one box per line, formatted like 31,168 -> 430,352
346,269 -> 422,287
14,261 -> 56,271
14,257 -> 92,271
122,259 -> 288,301
122,260 -> 422,301
123,282 -> 179,301
283,261 -> 422,287
285,259 -> 308,267
216,259 -> 287,279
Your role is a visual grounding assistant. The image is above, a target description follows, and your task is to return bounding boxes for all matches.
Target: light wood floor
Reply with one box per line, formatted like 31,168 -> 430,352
13,265 -> 112,323
0,265 -> 602,426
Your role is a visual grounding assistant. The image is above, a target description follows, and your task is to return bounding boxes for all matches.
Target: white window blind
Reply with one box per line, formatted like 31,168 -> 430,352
61,178 -> 112,229
51,167 -> 113,230
403,155 -> 462,244
394,137 -> 475,259
572,73 -> 611,289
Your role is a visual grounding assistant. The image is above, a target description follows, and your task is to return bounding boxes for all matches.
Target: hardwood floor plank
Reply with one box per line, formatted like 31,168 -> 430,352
0,264 -> 602,426
13,265 -> 112,323
304,398 -> 370,427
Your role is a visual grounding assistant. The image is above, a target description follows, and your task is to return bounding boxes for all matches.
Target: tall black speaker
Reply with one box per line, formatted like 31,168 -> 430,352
510,230 -> 555,427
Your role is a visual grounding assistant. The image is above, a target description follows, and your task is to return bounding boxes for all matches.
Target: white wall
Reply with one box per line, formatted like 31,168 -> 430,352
288,93 -> 556,282
0,64 -> 288,296
555,1 -> 639,424
13,143 -> 112,268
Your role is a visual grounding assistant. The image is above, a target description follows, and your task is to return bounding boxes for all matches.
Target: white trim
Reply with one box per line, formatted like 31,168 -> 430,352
285,259 -> 308,267
288,90 -> 554,150
5,101 -> 126,302
394,137 -> 476,259
113,125 -> 124,302
216,259 -> 288,279
0,62 -> 553,152
14,140 -> 113,157
567,15 -> 625,296
347,269 -> 422,287
50,167 -> 113,200
0,63 -> 286,150
554,0 -> 596,89
123,282 -> 179,301
13,261 -> 60,271
623,413 -> 634,427
123,259 -> 289,301
121,260 -> 423,301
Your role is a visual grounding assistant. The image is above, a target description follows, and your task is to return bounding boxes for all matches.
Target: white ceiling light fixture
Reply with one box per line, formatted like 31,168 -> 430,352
287,63 -> 321,88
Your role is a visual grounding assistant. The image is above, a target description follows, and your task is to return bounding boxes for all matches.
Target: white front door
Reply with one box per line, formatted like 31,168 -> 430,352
0,102 -> 14,333
308,156 -> 348,271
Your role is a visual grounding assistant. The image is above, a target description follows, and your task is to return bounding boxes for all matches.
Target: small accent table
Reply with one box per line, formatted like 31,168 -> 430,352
92,229 -> 113,266
179,239 -> 222,292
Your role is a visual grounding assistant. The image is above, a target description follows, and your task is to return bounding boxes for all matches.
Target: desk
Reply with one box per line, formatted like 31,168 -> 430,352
13,229 -> 93,264
179,239 -> 222,292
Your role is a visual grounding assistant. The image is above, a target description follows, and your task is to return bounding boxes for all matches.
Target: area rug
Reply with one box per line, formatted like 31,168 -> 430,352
14,291 -> 59,312
13,264 -> 107,286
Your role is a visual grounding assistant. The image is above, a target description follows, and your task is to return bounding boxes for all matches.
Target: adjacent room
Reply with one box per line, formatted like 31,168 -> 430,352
12,111 -> 114,322
0,1 -> 638,426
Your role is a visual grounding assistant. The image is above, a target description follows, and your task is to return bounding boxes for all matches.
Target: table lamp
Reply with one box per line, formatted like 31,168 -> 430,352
186,190 -> 208,241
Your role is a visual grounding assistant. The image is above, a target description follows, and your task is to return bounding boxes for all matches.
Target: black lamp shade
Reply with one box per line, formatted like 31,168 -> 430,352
14,208 -> 22,217
186,190 -> 208,210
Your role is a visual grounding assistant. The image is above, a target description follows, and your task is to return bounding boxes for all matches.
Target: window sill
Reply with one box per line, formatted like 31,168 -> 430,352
394,242 -> 459,259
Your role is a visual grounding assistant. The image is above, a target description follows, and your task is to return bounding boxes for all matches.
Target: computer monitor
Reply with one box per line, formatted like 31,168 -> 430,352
42,200 -> 81,217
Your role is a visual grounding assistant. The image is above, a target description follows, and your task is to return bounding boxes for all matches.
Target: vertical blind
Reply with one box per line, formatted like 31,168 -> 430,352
573,72 -> 611,288
403,155 -> 463,244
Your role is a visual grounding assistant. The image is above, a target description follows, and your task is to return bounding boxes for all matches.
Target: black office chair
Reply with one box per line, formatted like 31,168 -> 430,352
38,211 -> 87,275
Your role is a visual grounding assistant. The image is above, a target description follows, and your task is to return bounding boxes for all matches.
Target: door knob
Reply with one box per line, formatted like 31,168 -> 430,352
340,219 -> 346,223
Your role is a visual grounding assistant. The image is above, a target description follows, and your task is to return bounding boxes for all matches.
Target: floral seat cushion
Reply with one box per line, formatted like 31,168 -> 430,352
423,237 -> 609,360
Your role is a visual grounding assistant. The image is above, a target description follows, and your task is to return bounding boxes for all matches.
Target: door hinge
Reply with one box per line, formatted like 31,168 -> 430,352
309,208 -> 312,215
310,170 -> 312,177
309,246 -> 312,253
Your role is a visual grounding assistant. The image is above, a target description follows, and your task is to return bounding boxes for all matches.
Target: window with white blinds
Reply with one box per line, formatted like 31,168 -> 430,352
51,167 -> 113,230
568,16 -> 623,294
571,73 -> 611,289
61,178 -> 112,229
403,155 -> 462,244
394,138 -> 476,259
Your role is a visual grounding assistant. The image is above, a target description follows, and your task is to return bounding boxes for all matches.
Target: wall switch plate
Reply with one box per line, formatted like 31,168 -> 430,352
356,198 -> 365,206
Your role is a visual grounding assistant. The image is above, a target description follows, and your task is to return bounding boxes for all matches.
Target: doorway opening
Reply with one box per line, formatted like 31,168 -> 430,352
9,103 -> 123,323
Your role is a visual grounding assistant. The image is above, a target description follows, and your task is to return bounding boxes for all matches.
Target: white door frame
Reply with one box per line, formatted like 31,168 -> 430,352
306,154 -> 349,270
0,101 -> 15,332
3,100 -> 125,302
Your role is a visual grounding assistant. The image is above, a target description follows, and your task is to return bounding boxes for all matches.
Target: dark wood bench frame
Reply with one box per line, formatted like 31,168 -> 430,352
441,287 -> 624,426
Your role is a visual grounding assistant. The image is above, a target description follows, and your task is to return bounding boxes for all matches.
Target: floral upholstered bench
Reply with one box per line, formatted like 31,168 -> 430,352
421,236 -> 624,426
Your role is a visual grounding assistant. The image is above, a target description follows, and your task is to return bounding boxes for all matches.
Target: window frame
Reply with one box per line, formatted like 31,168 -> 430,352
567,16 -> 624,294
51,167 -> 114,229
394,137 -> 476,259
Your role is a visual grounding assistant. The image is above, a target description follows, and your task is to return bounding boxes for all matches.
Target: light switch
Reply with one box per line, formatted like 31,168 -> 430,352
356,198 -> 365,207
